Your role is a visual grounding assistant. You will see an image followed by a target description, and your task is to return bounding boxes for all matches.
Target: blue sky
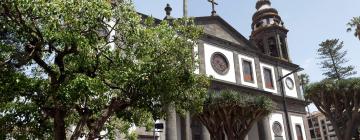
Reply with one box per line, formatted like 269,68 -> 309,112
133,0 -> 360,83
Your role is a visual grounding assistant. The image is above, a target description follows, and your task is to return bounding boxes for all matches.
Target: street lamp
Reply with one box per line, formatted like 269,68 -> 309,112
277,67 -> 304,140
153,123 -> 164,140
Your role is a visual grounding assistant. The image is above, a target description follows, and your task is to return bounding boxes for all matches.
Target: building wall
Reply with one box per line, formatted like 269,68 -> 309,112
307,112 -> 338,140
269,113 -> 287,140
203,43 -> 236,83
134,14 -> 309,140
290,115 -> 307,140
200,40 -> 302,100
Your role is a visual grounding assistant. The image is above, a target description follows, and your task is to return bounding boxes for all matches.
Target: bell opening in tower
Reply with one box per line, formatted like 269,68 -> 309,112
257,40 -> 266,54
268,37 -> 279,57
280,37 -> 289,60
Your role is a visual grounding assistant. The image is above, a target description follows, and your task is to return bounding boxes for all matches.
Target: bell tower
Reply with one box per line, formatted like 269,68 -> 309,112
250,0 -> 290,61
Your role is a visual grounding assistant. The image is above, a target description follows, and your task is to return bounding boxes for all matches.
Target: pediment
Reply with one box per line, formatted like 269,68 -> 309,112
195,16 -> 250,46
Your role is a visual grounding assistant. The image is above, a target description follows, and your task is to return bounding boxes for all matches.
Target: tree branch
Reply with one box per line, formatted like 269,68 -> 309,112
86,98 -> 130,140
71,106 -> 91,140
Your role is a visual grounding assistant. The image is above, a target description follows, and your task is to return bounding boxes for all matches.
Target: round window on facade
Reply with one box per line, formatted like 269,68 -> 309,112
285,77 -> 294,90
272,121 -> 283,137
211,52 -> 230,75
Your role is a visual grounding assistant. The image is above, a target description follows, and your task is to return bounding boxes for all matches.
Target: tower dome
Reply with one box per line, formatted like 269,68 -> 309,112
251,0 -> 285,32
250,0 -> 290,61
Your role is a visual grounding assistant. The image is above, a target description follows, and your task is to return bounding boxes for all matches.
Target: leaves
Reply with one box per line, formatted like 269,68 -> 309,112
305,78 -> 360,140
195,90 -> 273,140
298,73 -> 310,86
347,17 -> 360,41
1,0 -> 209,139
317,39 -> 356,80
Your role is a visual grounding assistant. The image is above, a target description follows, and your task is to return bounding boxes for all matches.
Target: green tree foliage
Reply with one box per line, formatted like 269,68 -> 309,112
0,0 -> 209,139
305,78 -> 360,140
317,39 -> 356,80
194,90 -> 273,140
298,73 -> 310,87
307,39 -> 359,140
347,17 -> 360,41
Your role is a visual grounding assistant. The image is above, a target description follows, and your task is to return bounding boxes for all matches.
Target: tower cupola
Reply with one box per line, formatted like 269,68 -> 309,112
250,0 -> 290,61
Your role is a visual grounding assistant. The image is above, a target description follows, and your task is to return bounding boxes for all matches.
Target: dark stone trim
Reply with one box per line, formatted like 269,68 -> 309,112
274,64 -> 283,95
293,72 -> 303,100
276,34 -> 284,60
201,34 -> 300,69
233,52 -> 241,85
202,34 -> 259,55
254,56 -> 264,90
252,9 -> 280,21
210,79 -> 308,114
251,25 -> 289,37
198,41 -> 206,74
283,37 -> 292,62
194,16 -> 255,48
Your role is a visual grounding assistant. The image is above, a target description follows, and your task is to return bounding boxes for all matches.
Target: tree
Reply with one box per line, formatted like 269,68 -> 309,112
0,1 -> 209,139
305,39 -> 359,140
305,78 -> 360,140
194,90 -> 273,140
317,39 -> 356,80
347,17 -> 360,41
298,73 -> 310,87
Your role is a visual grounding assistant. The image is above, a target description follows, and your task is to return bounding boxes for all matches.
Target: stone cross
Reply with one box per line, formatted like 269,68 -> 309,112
208,0 -> 218,16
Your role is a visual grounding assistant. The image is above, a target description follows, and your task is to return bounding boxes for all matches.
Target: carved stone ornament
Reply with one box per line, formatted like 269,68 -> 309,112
211,52 -> 229,75
272,121 -> 283,137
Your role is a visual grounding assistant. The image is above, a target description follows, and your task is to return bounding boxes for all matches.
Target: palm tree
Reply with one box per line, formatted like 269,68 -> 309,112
347,17 -> 360,40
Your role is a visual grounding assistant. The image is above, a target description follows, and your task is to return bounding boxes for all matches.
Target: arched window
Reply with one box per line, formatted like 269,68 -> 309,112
256,21 -> 264,28
263,68 -> 274,89
295,125 -> 304,140
257,41 -> 266,54
242,60 -> 254,83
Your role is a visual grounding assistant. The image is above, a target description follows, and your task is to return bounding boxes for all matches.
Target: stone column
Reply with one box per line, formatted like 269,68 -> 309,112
184,112 -> 192,140
201,125 -> 211,140
166,105 -> 178,140
258,117 -> 272,140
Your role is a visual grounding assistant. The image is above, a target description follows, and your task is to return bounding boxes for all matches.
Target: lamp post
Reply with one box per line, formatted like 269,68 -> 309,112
277,67 -> 304,140
299,74 -> 318,140
183,0 -> 188,17
153,123 -> 164,140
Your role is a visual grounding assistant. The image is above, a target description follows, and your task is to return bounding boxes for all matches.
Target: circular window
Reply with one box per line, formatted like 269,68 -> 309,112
285,77 -> 294,90
272,121 -> 283,137
211,52 -> 229,75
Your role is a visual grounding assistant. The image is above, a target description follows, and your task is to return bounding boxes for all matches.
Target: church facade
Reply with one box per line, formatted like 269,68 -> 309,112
137,1 -> 310,140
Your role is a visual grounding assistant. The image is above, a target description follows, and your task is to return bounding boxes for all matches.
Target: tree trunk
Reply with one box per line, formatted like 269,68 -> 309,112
54,109 -> 66,140
354,128 -> 360,140
344,126 -> 354,140
225,130 -> 248,140
234,134 -> 247,140
210,132 -> 224,140
86,98 -> 128,140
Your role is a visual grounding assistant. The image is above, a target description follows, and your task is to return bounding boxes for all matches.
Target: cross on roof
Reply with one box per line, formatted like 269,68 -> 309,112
208,0 -> 218,16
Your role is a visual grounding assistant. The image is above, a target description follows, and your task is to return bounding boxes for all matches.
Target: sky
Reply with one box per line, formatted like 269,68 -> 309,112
133,0 -> 360,83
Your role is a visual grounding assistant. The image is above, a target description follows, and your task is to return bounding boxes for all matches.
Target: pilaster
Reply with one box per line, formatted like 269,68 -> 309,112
258,117 -> 272,140
182,112 -> 192,140
166,105 -> 178,140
